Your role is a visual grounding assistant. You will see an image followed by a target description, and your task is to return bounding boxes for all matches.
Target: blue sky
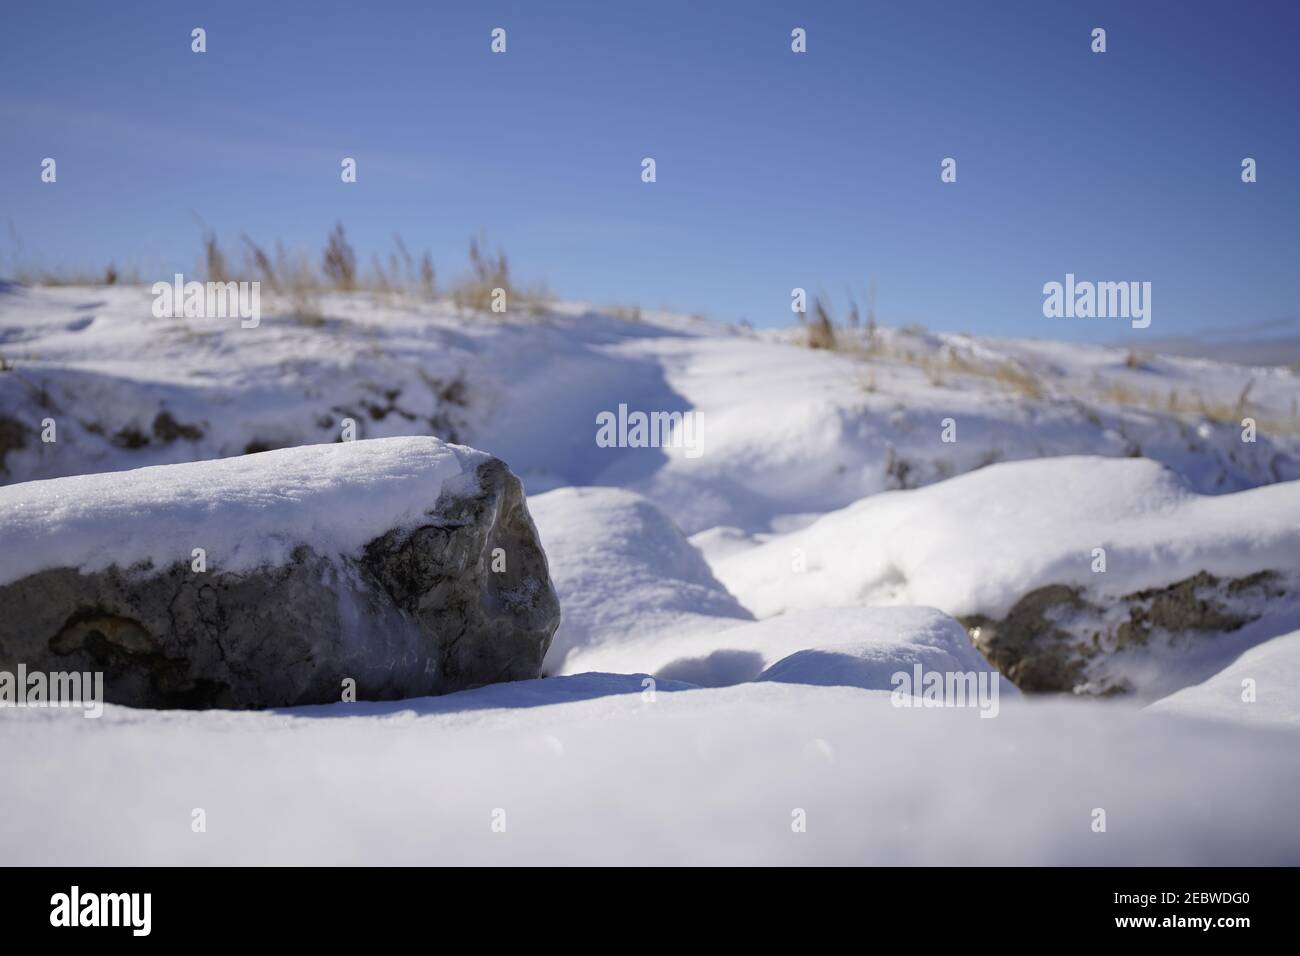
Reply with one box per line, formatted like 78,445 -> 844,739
2,0 -> 1297,342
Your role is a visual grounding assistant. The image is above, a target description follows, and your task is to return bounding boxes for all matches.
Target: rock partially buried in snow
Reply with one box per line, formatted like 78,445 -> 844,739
705,456 -> 1300,697
0,437 -> 561,708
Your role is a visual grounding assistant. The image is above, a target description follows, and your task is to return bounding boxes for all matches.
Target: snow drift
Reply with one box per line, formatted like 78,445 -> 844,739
705,455 -> 1300,621
1148,628 -> 1300,728
528,485 -> 751,674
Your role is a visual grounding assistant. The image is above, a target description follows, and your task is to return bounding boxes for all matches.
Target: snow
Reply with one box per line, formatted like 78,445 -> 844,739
552,601 -> 1012,691
756,631 -> 1007,698
526,485 -> 1015,690
0,437 -> 484,585
3,285 -> 1300,863
702,455 -> 1300,621
2,680 -> 1296,865
1147,629 -> 1300,729
527,486 -> 751,673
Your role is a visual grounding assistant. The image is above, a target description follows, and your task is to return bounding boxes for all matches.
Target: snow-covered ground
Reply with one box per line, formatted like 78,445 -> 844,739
1147,629 -> 1300,729
2,284 -> 1299,863
6,681 -> 1300,865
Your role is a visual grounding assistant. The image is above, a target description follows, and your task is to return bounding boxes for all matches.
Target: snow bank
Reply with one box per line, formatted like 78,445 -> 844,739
3,680 -> 1295,865
558,603 -> 1007,690
757,636 -> 1010,698
1147,629 -> 1300,729
705,456 -> 1300,621
526,487 -> 1008,688
0,437 -> 486,585
527,486 -> 751,673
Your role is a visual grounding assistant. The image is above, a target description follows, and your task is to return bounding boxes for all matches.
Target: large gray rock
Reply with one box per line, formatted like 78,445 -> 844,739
0,438 -> 560,708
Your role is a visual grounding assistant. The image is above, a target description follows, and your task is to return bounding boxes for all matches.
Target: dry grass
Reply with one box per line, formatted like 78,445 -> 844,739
1187,379 -> 1254,426
605,304 -> 644,322
1099,383 -> 1142,408
11,262 -> 139,287
987,360 -> 1045,399
4,222 -> 137,286
198,226 -> 555,320
202,231 -> 228,283
920,353 -> 946,387
1096,374 -> 1300,434
923,347 -> 1045,399
211,226 -> 550,317
237,234 -> 324,324
446,233 -> 554,317
449,233 -> 511,312
799,292 -> 883,352
7,222 -> 551,320
801,296 -> 1049,399
802,296 -> 838,350
322,223 -> 357,291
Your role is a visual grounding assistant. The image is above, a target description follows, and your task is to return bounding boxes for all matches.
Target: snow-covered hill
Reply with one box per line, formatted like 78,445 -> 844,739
3,284 -> 1297,528
2,284 -> 1299,863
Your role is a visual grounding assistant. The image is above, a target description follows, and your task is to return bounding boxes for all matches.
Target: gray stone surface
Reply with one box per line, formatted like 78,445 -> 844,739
961,571 -> 1288,696
0,457 -> 560,709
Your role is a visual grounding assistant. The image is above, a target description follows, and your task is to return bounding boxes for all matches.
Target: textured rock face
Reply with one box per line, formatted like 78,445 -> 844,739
0,457 -> 560,709
962,571 -> 1290,696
